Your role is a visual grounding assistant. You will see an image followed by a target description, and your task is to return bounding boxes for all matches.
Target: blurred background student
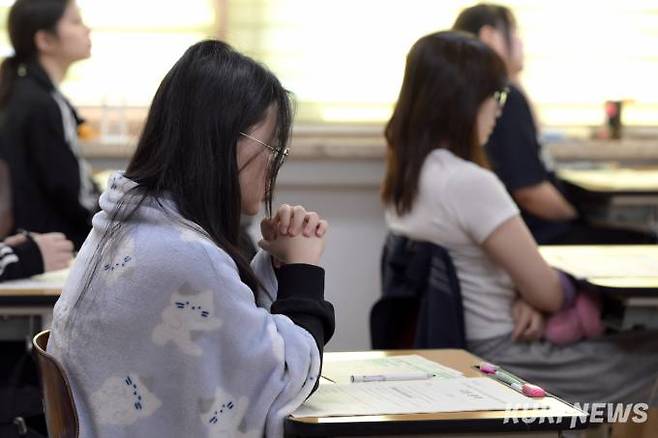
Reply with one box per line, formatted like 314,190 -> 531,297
453,3 -> 655,245
383,30 -> 658,406
0,0 -> 99,250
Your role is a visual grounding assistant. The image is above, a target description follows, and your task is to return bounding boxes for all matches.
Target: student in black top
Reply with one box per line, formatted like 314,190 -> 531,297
0,0 -> 99,250
453,4 -> 655,244
0,231 -> 73,281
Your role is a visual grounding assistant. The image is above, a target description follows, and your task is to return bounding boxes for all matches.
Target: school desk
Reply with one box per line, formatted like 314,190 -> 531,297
558,168 -> 658,197
285,349 -> 589,437
539,245 -> 658,330
0,269 -> 67,330
539,245 -> 658,296
558,167 -> 658,233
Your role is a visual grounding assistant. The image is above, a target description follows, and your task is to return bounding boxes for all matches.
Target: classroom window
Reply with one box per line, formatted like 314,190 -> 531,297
0,0 -> 218,107
226,0 -> 658,128
1,0 -> 657,129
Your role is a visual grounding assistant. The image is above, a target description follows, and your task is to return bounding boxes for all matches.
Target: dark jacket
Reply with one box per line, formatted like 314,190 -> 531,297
0,237 -> 43,281
0,61 -> 99,249
375,233 -> 466,349
484,84 -> 571,244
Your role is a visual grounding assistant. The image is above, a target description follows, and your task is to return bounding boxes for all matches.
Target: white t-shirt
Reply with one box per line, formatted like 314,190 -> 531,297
386,149 -> 520,341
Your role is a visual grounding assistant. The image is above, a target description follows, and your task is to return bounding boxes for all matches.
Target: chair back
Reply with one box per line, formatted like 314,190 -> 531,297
32,330 -> 79,438
370,295 -> 419,349
372,233 -> 466,349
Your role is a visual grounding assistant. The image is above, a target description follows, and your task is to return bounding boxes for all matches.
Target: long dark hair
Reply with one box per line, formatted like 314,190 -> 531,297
77,40 -> 292,306
452,3 -> 516,49
382,31 -> 507,215
0,0 -> 70,107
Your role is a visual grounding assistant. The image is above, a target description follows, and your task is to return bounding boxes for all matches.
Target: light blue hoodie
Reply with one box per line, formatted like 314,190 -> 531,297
49,172 -> 321,437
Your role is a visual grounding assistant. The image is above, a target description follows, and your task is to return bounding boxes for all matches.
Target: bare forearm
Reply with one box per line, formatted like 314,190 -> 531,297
513,182 -> 577,220
483,217 -> 563,313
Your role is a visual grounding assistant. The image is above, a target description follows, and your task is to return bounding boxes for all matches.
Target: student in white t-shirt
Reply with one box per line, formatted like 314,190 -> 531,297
382,30 -> 658,406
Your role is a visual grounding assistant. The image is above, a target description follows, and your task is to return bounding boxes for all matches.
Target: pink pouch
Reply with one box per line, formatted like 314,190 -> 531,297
544,291 -> 603,345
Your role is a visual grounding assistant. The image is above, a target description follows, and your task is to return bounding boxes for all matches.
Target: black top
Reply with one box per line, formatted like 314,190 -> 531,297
0,237 -> 43,281
0,61 -> 99,249
271,264 -> 335,354
271,263 -> 335,393
484,84 -> 571,244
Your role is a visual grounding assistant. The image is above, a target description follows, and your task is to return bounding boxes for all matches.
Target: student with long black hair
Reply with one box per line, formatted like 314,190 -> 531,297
383,30 -> 657,408
48,40 -> 335,437
0,0 -> 99,250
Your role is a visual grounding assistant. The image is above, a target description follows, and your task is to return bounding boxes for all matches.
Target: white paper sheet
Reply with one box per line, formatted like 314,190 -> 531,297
292,377 -> 548,418
322,354 -> 463,384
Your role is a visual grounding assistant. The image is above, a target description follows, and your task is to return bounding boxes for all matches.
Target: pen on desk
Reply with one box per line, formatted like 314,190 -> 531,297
477,362 -> 545,398
350,372 -> 436,383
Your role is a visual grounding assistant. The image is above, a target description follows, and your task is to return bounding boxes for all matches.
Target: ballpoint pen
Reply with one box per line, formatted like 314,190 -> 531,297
350,372 -> 436,383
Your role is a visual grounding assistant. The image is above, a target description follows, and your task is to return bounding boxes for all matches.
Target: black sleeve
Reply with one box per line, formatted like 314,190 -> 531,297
270,264 -> 335,353
270,263 -> 335,395
25,99 -> 91,227
0,239 -> 44,281
484,86 -> 549,191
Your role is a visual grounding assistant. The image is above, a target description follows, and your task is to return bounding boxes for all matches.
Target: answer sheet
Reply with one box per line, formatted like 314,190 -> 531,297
292,377 -> 548,417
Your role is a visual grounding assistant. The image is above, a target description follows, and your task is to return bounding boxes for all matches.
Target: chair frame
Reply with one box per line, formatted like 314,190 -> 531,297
32,330 -> 79,438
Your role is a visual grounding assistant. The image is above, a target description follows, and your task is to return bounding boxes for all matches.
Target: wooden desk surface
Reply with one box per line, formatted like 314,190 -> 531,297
539,245 -> 658,294
558,168 -> 658,194
0,269 -> 67,305
286,350 -> 588,436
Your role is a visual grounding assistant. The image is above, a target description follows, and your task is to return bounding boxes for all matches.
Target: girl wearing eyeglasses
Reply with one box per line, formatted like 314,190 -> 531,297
48,40 -> 334,437
383,31 -> 658,406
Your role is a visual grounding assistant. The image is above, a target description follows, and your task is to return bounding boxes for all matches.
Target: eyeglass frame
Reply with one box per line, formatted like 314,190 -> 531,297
239,131 -> 289,159
493,86 -> 510,108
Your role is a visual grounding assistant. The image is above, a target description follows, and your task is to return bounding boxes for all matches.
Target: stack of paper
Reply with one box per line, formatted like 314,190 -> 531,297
292,377 -> 548,418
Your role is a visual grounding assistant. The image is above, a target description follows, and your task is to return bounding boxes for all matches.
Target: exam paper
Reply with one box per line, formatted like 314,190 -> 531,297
292,377 -> 548,417
322,354 -> 462,384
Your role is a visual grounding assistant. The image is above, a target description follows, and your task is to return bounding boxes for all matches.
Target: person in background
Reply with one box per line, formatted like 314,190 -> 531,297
453,4 -> 655,245
0,0 -> 100,250
0,231 -> 73,281
48,40 -> 335,437
383,30 -> 658,405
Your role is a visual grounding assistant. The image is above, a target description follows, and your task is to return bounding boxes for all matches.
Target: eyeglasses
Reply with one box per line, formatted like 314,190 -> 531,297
239,132 -> 289,159
493,87 -> 509,108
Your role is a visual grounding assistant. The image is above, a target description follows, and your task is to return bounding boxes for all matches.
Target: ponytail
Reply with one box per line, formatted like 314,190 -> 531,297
0,56 -> 23,108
